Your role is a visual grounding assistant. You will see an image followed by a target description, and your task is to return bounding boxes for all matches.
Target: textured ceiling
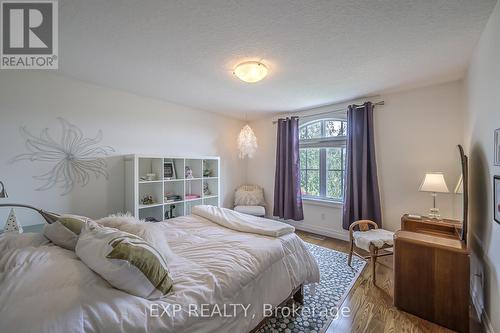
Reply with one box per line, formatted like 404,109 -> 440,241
58,0 -> 496,119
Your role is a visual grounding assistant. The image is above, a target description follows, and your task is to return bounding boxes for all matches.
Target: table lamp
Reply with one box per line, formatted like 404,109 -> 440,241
0,181 -> 7,198
419,172 -> 450,219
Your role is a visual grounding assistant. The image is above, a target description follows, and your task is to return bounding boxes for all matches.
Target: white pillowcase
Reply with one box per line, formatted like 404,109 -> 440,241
43,222 -> 79,251
42,214 -> 92,251
75,222 -> 173,299
96,212 -> 143,229
96,213 -> 175,260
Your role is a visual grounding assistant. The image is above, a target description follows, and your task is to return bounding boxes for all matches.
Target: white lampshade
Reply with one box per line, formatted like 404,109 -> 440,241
419,172 -> 450,193
237,124 -> 258,159
0,181 -> 7,198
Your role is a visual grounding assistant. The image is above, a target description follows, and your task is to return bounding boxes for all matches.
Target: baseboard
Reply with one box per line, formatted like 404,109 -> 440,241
471,283 -> 495,333
469,232 -> 496,333
287,222 -> 349,241
471,281 -> 482,318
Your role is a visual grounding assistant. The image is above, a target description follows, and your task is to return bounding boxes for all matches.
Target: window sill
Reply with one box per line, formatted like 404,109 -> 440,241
302,198 -> 343,208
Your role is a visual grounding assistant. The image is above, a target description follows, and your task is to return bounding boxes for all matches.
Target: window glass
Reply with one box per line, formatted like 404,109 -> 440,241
306,122 -> 322,139
327,147 -> 343,170
305,148 -> 320,169
327,171 -> 343,199
325,120 -> 344,137
305,170 -> 320,196
299,126 -> 308,140
299,118 -> 346,202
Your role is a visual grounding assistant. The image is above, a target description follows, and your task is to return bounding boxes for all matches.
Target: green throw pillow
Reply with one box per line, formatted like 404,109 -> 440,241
76,223 -> 174,299
107,236 -> 173,295
58,216 -> 87,235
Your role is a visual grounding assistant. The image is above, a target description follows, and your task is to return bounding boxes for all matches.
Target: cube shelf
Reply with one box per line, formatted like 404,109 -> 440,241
125,155 -> 220,222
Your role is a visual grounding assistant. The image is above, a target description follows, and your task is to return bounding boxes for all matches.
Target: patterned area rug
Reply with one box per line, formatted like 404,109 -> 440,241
257,243 -> 366,333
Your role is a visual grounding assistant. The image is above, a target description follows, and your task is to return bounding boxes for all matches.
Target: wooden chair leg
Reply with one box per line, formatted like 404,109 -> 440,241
348,240 -> 354,267
293,285 -> 304,304
370,245 -> 378,285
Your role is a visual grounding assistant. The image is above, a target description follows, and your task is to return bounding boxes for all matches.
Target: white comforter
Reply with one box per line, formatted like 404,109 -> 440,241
192,205 -> 295,237
0,214 -> 319,333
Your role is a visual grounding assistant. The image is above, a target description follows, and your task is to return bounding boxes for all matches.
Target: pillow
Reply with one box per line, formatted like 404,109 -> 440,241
97,213 -> 175,260
43,222 -> 79,250
234,185 -> 265,206
96,212 -> 143,229
75,222 -> 173,299
43,214 -> 92,251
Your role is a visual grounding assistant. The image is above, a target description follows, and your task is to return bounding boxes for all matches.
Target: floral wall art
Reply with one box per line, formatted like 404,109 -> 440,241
11,118 -> 115,195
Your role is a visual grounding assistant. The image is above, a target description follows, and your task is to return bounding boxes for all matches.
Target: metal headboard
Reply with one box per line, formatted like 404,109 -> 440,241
0,204 -> 60,224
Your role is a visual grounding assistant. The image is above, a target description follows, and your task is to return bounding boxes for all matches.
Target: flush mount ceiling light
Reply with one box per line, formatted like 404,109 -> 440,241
233,61 -> 268,83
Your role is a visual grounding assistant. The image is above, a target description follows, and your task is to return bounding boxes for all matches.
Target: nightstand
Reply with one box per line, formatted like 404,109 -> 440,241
394,215 -> 470,333
401,214 -> 462,239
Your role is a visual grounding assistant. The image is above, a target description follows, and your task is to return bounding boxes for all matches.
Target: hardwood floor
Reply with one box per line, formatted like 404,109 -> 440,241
296,231 -> 482,333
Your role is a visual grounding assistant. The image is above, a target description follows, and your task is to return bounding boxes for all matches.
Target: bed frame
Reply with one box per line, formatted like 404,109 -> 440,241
0,203 -> 305,333
249,284 -> 303,333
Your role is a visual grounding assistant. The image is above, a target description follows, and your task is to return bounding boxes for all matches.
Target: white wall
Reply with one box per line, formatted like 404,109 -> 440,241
376,81 -> 464,231
464,1 -> 500,331
247,81 -> 464,238
0,71 -> 246,226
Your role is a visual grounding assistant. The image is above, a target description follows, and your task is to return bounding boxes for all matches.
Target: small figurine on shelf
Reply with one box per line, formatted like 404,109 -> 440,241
203,162 -> 213,177
164,205 -> 176,220
142,195 -> 154,205
203,182 -> 211,196
170,204 -> 176,219
185,166 -> 193,179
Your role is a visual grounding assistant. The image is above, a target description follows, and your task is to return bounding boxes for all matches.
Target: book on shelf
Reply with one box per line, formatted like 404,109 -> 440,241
164,193 -> 182,203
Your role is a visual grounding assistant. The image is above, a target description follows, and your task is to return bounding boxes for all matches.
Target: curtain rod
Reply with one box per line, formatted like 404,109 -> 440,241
271,101 -> 385,124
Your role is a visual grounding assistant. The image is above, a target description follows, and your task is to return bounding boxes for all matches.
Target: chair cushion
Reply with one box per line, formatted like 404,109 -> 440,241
234,205 -> 266,216
353,229 -> 394,252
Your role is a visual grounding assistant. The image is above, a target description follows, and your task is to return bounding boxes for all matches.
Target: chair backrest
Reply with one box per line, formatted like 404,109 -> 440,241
234,184 -> 265,206
349,220 -> 378,239
237,184 -> 263,192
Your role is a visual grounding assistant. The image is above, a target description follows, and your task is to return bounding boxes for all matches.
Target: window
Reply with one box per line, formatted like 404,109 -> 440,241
299,118 -> 347,202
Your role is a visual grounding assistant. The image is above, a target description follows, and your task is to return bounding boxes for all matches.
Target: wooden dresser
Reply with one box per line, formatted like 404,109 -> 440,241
394,215 -> 470,333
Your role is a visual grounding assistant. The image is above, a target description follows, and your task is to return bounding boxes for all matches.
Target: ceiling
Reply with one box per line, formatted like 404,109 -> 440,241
58,0 -> 496,119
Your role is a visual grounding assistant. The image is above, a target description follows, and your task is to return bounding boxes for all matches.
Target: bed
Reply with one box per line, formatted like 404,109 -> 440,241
0,208 -> 320,333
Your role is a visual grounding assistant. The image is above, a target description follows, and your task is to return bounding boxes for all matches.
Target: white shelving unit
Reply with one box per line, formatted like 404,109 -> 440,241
125,155 -> 220,222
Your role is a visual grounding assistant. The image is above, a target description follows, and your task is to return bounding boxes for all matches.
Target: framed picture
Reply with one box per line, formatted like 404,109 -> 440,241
495,176 -> 500,224
495,128 -> 500,166
164,161 -> 176,179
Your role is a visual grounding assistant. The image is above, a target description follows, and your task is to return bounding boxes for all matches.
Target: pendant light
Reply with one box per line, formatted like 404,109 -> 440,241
237,114 -> 258,159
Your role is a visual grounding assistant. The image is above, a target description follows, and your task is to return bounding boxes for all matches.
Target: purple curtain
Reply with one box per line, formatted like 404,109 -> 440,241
273,117 -> 304,221
342,102 -> 382,229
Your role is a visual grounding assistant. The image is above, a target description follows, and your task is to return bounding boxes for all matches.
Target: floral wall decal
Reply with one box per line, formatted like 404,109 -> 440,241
11,118 -> 115,195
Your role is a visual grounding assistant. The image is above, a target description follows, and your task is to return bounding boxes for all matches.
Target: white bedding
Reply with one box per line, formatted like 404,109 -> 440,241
0,214 -> 319,333
192,205 -> 295,237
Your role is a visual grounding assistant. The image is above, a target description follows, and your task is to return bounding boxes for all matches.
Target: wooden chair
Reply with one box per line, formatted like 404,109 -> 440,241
348,220 -> 394,285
